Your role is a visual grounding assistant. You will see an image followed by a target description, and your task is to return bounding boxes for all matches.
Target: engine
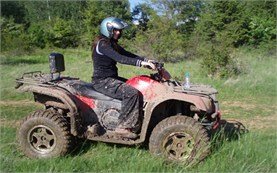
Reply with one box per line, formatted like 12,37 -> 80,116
100,108 -> 121,130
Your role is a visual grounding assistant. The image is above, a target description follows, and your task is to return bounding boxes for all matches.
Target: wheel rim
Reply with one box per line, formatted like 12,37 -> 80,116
28,125 -> 57,154
163,132 -> 195,161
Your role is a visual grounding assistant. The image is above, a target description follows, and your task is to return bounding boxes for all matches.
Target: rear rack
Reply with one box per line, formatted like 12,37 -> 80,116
15,71 -> 53,88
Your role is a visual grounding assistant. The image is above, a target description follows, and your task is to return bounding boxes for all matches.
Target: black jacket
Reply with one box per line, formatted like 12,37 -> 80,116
92,36 -> 145,80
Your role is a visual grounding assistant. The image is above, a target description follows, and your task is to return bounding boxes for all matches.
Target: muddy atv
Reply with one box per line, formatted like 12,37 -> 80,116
15,53 -> 221,165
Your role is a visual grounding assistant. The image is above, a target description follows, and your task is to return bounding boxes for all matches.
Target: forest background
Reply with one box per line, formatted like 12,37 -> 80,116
1,0 -> 276,78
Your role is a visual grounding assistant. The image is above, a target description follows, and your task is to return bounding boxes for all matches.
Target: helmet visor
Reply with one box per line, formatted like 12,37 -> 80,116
111,18 -> 128,30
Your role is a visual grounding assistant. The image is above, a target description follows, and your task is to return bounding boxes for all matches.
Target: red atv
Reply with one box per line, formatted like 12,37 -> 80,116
16,53 -> 221,165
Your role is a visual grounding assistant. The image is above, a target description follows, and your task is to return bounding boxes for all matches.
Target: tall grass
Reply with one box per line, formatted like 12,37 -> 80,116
0,48 -> 276,172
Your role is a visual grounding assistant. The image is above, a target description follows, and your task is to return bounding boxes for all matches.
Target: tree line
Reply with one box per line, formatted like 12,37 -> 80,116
1,0 -> 276,77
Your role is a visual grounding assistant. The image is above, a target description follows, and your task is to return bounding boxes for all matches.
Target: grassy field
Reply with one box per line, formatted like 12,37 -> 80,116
0,47 -> 276,172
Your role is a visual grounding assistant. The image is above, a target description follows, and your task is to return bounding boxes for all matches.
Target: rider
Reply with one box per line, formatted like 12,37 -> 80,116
91,17 -> 156,138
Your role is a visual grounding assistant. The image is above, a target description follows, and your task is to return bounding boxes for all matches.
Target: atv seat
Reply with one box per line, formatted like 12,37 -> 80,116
58,79 -> 119,101
72,82 -> 116,101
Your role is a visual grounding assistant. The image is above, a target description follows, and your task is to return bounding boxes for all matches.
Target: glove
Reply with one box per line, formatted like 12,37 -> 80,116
141,61 -> 156,70
147,59 -> 156,63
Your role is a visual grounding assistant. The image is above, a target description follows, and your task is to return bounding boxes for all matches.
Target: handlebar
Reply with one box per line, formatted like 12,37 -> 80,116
147,61 -> 172,81
153,62 -> 164,71
144,61 -> 164,71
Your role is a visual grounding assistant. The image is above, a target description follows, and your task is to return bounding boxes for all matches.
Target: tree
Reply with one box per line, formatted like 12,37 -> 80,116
131,4 -> 150,31
192,1 -> 248,78
195,0 -> 276,47
83,0 -> 132,46
22,1 -> 87,48
151,0 -> 203,36
244,0 -> 276,46
195,1 -> 249,47
134,8 -> 185,62
1,1 -> 26,23
23,1 -> 87,23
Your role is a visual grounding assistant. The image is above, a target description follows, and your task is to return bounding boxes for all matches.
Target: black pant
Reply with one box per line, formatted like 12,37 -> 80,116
92,77 -> 142,131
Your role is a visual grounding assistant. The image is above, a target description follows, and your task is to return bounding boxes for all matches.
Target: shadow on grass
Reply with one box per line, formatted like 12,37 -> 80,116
1,58 -> 47,65
210,119 -> 249,151
69,119 -> 249,158
69,138 -> 97,157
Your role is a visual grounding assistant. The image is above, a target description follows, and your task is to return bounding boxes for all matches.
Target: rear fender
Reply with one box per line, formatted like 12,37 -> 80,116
18,85 -> 79,136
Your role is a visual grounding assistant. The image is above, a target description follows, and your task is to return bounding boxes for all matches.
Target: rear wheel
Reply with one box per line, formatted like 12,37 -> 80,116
149,115 -> 210,165
17,110 -> 72,158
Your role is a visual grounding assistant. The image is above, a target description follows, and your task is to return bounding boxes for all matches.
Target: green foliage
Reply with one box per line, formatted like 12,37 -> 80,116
46,18 -> 80,48
193,0 -> 275,78
134,23 -> 184,61
22,1 -> 87,48
248,15 -> 276,46
22,1 -> 86,24
27,23 -> 47,49
83,0 -> 131,45
195,1 -> 248,47
134,8 -> 185,62
23,1 -> 52,22
195,0 -> 276,47
151,0 -> 203,36
26,18 -> 80,49
1,0 -> 275,76
200,42 -> 243,78
244,1 -> 276,46
0,17 -> 30,54
1,1 -> 26,23
131,4 -> 150,31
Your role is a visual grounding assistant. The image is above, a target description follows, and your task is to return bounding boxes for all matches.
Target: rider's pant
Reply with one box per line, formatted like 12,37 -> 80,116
91,77 -> 143,132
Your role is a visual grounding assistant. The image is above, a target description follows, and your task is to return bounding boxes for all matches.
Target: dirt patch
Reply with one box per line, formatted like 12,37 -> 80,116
220,116 -> 276,132
222,100 -> 277,111
222,101 -> 257,110
0,100 -> 39,128
0,118 -> 21,128
238,116 -> 277,130
220,100 -> 277,130
0,100 -> 38,106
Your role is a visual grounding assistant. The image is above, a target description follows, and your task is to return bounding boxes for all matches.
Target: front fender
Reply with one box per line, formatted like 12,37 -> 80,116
148,93 -> 213,114
138,93 -> 213,143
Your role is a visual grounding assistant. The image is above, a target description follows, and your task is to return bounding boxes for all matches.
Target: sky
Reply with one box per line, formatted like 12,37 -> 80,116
129,0 -> 146,11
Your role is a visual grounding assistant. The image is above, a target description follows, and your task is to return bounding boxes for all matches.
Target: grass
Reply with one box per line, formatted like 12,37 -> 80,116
0,47 -> 276,172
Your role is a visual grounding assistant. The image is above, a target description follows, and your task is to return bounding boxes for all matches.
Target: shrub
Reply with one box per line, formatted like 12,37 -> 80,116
133,14 -> 185,62
46,18 -> 80,48
27,22 -> 47,48
200,42 -> 244,78
248,15 -> 276,46
0,17 -> 31,55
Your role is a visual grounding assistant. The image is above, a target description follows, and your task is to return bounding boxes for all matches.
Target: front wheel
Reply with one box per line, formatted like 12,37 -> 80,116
17,110 -> 72,158
149,115 -> 210,165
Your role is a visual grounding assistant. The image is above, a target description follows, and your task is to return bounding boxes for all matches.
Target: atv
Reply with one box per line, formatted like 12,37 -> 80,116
15,53 -> 221,165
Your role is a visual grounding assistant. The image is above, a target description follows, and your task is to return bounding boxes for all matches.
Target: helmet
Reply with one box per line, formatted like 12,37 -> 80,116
100,17 -> 128,38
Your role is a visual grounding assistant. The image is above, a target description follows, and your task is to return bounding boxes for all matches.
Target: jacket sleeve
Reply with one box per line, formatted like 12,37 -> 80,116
117,45 -> 147,61
98,40 -> 143,67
